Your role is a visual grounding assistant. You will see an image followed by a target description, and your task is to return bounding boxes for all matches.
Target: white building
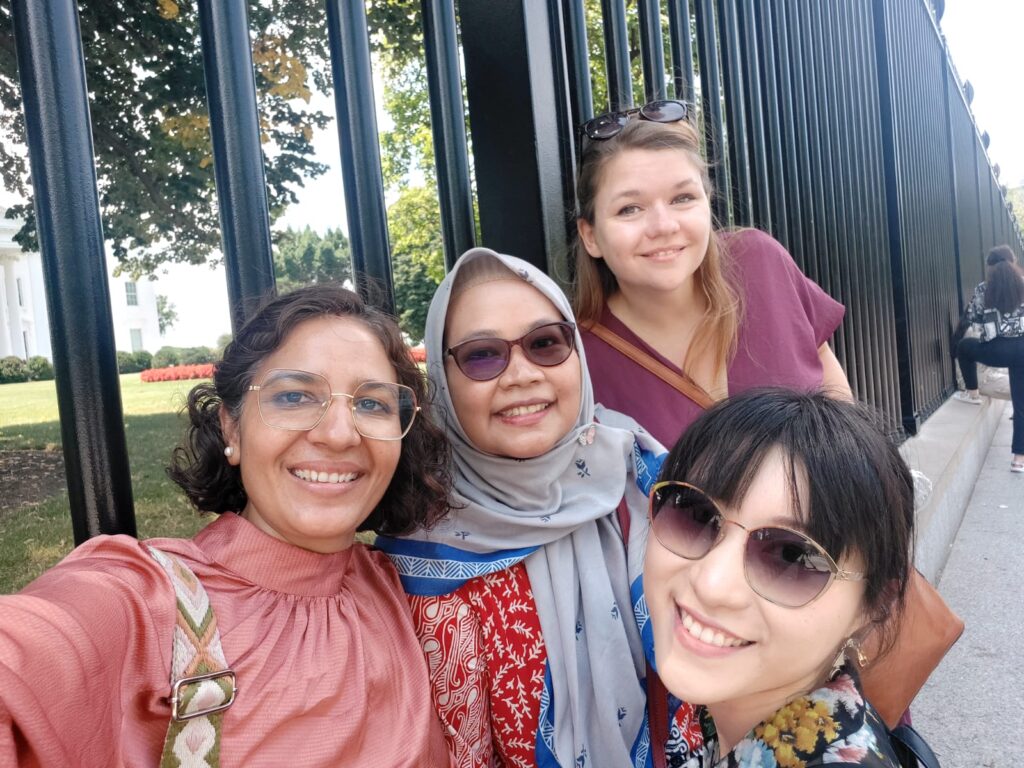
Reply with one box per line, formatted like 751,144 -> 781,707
0,207 -> 160,361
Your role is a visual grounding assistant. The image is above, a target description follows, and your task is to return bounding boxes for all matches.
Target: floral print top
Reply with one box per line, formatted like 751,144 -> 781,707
692,666 -> 900,768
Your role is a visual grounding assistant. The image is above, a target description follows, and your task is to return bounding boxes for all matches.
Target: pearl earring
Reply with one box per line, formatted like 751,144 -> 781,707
224,446 -> 234,458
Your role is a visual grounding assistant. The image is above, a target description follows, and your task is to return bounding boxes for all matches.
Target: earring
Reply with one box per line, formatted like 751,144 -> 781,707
829,637 -> 868,679
224,446 -> 234,458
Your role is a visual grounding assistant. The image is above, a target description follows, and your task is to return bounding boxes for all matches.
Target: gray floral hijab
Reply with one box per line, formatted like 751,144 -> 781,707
394,247 -> 666,765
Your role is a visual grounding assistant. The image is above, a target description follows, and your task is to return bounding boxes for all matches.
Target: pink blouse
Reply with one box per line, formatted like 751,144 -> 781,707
0,513 -> 453,767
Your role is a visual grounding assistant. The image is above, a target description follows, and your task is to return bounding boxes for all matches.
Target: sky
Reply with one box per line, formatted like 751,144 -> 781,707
3,3 -> 1022,348
940,0 -> 1024,187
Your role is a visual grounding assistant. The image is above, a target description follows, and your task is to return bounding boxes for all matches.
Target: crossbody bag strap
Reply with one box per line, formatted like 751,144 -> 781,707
147,546 -> 237,768
588,322 -> 716,410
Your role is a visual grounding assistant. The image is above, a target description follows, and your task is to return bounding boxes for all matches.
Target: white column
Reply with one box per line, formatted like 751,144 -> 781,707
2,259 -> 25,358
0,261 -> 12,357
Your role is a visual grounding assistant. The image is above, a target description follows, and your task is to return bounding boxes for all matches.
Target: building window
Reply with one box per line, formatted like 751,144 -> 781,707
130,328 -> 143,352
16,277 -> 24,307
125,281 -> 138,306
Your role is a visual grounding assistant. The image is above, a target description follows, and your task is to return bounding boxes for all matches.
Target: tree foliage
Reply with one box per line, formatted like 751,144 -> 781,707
273,225 -> 351,294
0,0 -> 332,275
387,186 -> 445,342
156,294 -> 178,335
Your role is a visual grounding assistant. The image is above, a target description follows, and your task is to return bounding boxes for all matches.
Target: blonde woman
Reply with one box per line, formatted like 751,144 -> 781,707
574,100 -> 852,447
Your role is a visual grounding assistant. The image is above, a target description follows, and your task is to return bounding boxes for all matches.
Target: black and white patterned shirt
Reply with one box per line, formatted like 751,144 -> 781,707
966,279 -> 1024,340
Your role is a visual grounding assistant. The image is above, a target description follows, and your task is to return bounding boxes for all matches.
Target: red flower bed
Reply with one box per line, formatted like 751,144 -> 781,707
140,363 -> 215,382
409,346 -> 427,364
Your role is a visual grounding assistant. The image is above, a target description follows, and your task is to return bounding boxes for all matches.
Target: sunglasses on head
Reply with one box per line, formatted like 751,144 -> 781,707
446,321 -> 577,381
579,99 -> 690,142
648,481 -> 863,608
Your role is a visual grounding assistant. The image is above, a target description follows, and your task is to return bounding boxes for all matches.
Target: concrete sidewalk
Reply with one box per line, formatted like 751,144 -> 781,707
914,405 -> 1022,767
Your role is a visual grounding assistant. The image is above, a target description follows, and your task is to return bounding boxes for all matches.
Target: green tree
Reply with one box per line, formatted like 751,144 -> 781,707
273,226 -> 351,293
0,0 -> 332,274
156,294 -> 178,335
1007,185 -> 1024,222
388,187 -> 445,342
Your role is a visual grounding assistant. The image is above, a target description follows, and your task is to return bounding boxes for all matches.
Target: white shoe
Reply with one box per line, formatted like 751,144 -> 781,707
952,391 -> 983,405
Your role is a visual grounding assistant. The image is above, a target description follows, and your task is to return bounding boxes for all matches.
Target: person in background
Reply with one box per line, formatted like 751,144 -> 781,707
0,284 -> 454,767
573,100 -> 852,448
377,248 -> 702,768
645,388 -> 912,766
954,244 -> 1024,472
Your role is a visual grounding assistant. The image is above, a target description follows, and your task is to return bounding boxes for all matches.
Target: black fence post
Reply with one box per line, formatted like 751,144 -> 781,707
326,0 -> 394,311
458,0 -> 576,277
667,0 -> 696,102
600,0 -> 634,110
636,0 -> 667,102
422,0 -> 477,270
10,0 -> 136,542
196,0 -> 276,330
871,0 -> 918,434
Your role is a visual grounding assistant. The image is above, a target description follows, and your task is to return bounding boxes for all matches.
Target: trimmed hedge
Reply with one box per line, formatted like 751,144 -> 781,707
26,356 -> 54,381
117,350 -> 154,374
140,363 -> 215,383
0,356 -> 29,384
153,345 -> 215,369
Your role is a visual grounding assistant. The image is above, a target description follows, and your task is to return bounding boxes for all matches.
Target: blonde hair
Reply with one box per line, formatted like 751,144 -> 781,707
572,118 -> 741,375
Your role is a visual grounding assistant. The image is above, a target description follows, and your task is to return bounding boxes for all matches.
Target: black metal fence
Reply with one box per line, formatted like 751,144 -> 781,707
8,0 -> 1022,541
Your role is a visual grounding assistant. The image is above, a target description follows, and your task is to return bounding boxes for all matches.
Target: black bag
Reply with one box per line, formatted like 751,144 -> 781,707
890,724 -> 941,768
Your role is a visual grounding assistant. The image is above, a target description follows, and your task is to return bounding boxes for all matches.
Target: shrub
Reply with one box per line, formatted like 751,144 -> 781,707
132,350 -> 153,371
180,346 -> 215,365
117,351 -> 138,373
153,346 -> 182,369
26,356 -> 54,381
0,356 -> 29,384
140,363 -> 215,383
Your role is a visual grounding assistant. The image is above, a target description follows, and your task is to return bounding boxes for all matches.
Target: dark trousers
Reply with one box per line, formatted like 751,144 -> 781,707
956,336 -> 1024,454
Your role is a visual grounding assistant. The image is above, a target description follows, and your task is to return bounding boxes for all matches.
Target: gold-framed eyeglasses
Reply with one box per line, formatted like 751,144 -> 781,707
248,368 -> 418,441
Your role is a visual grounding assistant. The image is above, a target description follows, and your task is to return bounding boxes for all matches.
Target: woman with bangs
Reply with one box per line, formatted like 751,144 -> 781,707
573,100 -> 852,447
644,388 -> 912,766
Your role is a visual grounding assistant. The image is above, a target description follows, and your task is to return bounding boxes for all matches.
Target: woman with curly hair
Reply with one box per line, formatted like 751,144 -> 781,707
0,284 -> 454,767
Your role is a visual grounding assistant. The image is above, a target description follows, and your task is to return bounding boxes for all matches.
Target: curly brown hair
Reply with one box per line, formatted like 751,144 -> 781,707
167,283 -> 451,535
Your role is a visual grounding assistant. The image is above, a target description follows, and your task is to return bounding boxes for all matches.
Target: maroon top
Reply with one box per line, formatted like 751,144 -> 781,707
581,229 -> 846,448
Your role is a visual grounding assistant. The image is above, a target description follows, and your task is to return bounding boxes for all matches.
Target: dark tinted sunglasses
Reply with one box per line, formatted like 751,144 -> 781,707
579,99 -> 690,141
446,321 -> 576,381
648,481 -> 864,608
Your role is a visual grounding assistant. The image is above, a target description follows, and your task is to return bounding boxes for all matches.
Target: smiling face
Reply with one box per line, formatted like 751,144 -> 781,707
444,279 -> 583,459
643,450 -> 868,739
220,316 -> 402,553
577,148 -> 712,299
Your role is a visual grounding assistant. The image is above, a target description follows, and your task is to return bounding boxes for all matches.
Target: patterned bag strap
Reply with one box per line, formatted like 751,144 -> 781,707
147,546 -> 237,768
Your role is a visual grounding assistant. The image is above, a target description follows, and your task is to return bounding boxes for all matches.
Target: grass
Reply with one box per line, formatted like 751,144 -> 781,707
0,375 -> 213,594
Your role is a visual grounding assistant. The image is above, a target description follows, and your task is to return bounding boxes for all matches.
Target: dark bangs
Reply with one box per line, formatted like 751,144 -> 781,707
658,388 -> 914,619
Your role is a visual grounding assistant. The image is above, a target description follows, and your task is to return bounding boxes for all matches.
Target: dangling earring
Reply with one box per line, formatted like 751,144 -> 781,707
224,446 -> 234,458
829,637 -> 868,678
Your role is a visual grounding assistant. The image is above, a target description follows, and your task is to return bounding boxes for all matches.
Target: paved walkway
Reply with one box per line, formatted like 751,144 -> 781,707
914,406 -> 1022,767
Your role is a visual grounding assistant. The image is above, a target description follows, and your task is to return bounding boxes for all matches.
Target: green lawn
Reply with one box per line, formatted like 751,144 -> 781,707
0,375 -> 213,594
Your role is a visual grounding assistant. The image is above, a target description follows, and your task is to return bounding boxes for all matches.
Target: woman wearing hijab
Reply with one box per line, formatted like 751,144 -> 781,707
377,248 -> 700,767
